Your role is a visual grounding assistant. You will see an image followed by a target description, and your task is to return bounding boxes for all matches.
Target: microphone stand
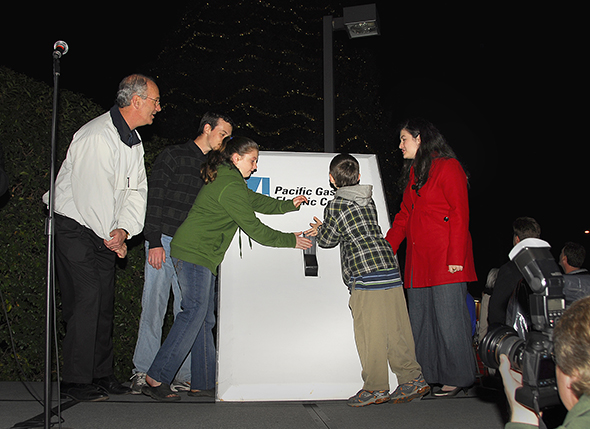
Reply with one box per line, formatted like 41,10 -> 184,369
44,48 -> 63,429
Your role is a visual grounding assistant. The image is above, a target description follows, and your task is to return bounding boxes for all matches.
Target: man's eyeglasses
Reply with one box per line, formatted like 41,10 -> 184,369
144,96 -> 161,107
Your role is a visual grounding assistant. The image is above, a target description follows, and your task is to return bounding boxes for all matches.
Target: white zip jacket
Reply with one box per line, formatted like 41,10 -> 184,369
44,110 -> 147,240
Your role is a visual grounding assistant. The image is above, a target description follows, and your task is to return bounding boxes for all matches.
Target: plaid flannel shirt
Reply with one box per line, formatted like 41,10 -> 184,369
316,192 -> 398,286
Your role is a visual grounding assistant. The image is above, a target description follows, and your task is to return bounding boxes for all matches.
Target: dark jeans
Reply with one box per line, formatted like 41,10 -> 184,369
54,214 -> 116,384
407,282 -> 476,387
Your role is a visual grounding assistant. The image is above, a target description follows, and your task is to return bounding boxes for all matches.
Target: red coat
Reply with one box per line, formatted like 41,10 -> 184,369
386,158 -> 477,288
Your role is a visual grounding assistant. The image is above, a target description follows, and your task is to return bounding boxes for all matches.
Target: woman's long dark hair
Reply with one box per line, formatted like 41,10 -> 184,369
397,118 -> 461,193
201,136 -> 259,184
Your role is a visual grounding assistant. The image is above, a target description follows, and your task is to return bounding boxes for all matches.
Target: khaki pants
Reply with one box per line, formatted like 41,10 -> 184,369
349,286 -> 422,391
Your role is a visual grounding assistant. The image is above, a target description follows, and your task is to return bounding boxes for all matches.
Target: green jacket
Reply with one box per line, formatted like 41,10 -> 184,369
170,163 -> 298,274
506,394 -> 590,429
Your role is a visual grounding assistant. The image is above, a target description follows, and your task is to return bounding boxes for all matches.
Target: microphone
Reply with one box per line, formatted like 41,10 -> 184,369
53,41 -> 69,58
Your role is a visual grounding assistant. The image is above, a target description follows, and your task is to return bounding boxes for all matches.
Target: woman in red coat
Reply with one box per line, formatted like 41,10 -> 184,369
386,118 -> 477,396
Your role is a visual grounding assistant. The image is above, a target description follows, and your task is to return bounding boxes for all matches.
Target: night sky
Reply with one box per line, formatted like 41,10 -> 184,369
2,2 -> 587,293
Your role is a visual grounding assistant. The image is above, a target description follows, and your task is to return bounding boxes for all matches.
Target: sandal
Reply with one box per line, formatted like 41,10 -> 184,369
188,388 -> 215,397
141,383 -> 181,402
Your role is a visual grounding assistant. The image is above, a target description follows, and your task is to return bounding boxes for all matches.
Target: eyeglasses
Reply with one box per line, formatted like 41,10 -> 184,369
144,96 -> 161,107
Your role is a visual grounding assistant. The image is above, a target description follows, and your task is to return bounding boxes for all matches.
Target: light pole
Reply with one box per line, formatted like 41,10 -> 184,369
323,4 -> 380,153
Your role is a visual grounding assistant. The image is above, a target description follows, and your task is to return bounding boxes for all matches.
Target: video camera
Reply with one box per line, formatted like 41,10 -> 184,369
479,238 -> 565,410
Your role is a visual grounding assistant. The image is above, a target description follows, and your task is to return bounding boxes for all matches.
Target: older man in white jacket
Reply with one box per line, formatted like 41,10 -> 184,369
43,74 -> 160,402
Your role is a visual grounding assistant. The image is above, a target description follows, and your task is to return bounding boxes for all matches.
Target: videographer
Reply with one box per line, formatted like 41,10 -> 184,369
499,295 -> 590,428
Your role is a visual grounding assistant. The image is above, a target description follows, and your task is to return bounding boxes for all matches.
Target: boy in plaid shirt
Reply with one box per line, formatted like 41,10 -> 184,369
307,154 -> 429,407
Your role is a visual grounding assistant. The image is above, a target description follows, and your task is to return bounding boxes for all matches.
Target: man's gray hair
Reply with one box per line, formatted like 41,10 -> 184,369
115,74 -> 153,107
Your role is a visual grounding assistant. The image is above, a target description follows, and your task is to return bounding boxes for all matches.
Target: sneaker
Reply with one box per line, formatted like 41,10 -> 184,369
171,381 -> 191,392
347,389 -> 390,407
129,372 -> 147,395
389,374 -> 430,403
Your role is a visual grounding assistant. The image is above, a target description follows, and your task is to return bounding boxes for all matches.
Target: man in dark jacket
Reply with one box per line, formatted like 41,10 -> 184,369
487,217 -> 541,326
559,242 -> 590,306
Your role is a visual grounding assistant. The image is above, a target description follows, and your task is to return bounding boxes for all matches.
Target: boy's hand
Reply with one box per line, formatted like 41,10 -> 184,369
292,195 -> 309,208
304,216 -> 322,237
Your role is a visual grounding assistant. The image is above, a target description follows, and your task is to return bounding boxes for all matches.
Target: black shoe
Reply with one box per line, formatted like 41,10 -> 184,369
61,382 -> 109,402
432,386 -> 470,397
92,375 -> 132,395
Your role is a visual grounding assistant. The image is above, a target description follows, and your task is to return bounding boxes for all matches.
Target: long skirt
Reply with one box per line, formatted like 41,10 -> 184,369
406,282 -> 476,387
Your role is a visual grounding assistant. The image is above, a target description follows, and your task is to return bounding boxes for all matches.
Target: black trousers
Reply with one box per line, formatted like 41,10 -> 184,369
54,214 -> 116,384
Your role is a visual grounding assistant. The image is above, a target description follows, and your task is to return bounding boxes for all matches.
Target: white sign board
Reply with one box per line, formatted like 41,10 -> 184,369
216,152 -> 396,401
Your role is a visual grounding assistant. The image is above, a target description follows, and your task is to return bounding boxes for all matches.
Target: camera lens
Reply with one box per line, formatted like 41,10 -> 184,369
479,324 -> 525,370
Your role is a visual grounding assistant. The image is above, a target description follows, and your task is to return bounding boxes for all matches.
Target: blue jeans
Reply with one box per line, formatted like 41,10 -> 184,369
132,235 -> 190,382
147,259 -> 216,390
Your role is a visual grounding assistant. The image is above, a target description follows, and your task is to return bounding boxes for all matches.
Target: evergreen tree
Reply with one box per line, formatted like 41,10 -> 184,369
149,0 -> 400,210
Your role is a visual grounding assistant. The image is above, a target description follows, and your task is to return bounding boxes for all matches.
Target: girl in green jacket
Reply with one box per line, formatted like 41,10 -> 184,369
143,136 -> 311,401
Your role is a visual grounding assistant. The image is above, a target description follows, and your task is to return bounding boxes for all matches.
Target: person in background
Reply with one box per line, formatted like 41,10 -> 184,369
142,136 -> 311,401
130,112 -> 234,394
386,118 -> 477,397
500,295 -> 590,428
43,74 -> 158,401
488,217 -> 541,326
559,242 -> 590,307
307,153 -> 428,407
